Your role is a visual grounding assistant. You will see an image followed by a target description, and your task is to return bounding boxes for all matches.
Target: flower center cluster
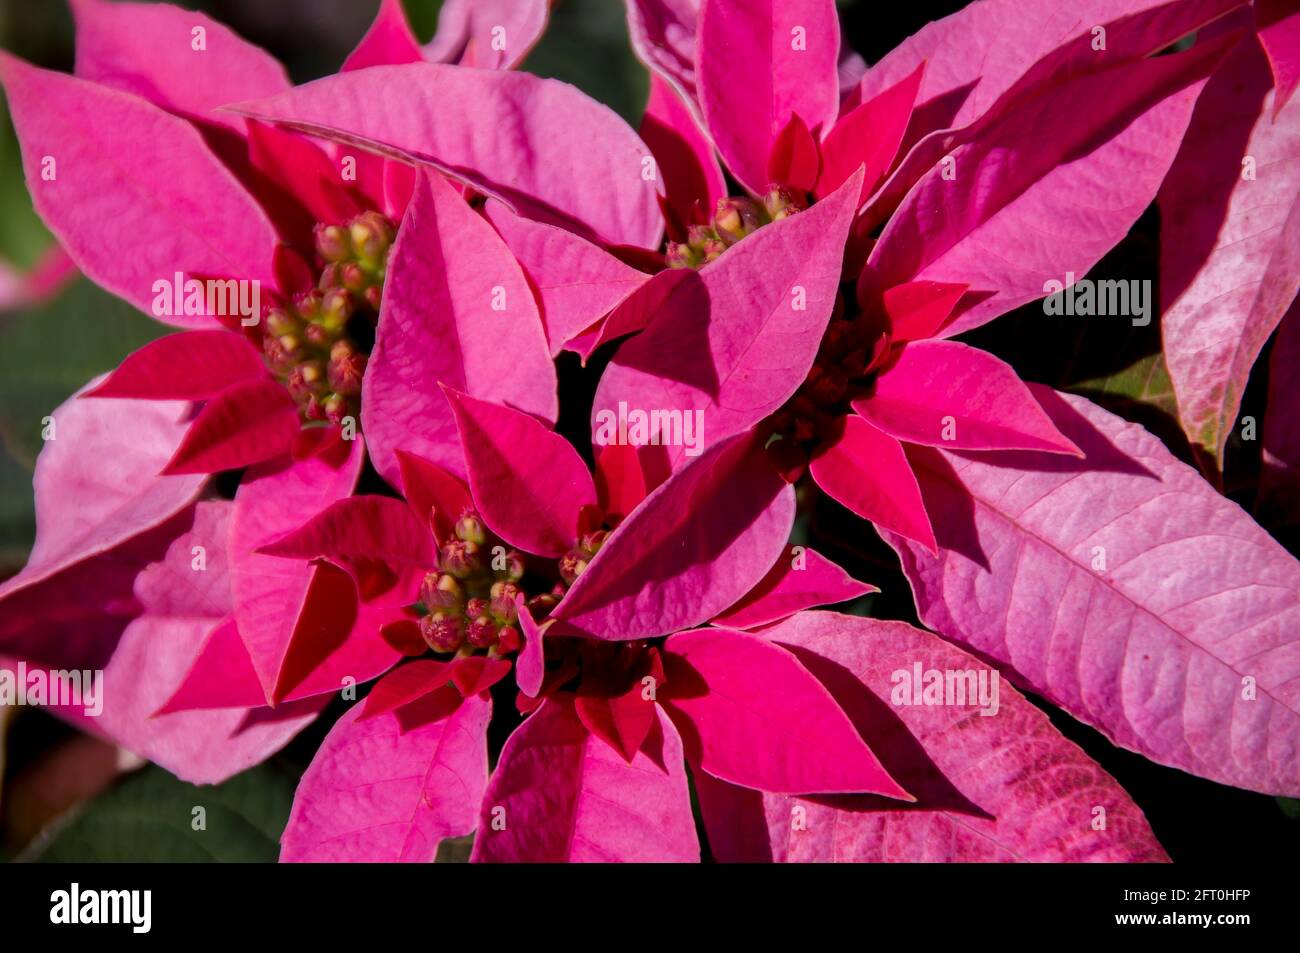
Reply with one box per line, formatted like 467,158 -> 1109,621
415,510 -> 608,658
261,211 -> 395,424
666,187 -> 804,268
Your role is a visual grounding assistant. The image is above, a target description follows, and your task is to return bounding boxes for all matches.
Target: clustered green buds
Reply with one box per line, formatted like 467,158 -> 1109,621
666,186 -> 804,269
411,513 -> 613,660
261,211 -> 396,425
415,509 -> 528,657
558,530 -> 608,585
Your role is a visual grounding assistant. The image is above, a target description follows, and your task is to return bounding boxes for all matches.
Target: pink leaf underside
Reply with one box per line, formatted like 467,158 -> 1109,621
1260,301 -> 1300,523
444,389 -> 596,558
712,545 -> 874,629
641,73 -> 725,232
424,0 -> 550,70
84,330 -> 266,400
43,501 -> 321,784
626,0 -> 702,108
162,377 -> 300,475
71,0 -> 288,132
229,437 -> 369,705
695,611 -> 1169,862
662,627 -> 910,798
854,0 -> 1244,220
1158,32 -> 1300,467
225,64 -> 663,249
553,432 -> 794,640
281,690 -> 491,862
483,200 -> 650,356
342,0 -> 424,72
807,414 -> 937,552
853,339 -> 1081,454
695,0 -> 840,194
864,34 -> 1230,336
0,380 -> 204,599
884,388 -> 1300,797
1257,0 -> 1300,115
361,171 -> 556,487
592,168 -> 862,471
0,54 -> 279,326
470,697 -> 699,862
817,61 -> 924,204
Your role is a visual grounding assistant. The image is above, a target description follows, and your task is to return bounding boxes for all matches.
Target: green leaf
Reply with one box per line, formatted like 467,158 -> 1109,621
21,762 -> 297,862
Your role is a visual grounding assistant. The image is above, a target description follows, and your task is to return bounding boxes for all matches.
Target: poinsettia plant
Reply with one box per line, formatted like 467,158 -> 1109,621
0,0 -> 1297,864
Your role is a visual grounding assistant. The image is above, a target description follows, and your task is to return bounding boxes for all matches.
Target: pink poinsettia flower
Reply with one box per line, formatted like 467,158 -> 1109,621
592,0 -> 1300,810
258,390 -> 1160,862
0,0 -> 591,777
226,391 -> 1175,861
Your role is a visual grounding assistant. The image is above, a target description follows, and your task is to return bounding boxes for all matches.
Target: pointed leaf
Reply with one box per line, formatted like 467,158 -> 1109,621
698,611 -> 1169,862
470,697 -> 698,862
0,379 -> 204,597
853,340 -> 1081,455
712,544 -> 875,629
808,414 -> 937,551
817,62 -> 923,203
662,627 -> 910,798
258,495 -> 434,573
554,432 -> 795,639
1158,34 -> 1300,471
395,449 -> 472,545
424,0 -> 549,70
342,0 -> 424,72
885,388 -> 1300,796
362,171 -> 556,486
484,201 -> 650,356
71,0 -> 289,129
229,438 -> 364,704
0,54 -> 279,325
642,74 -> 726,235
281,691 -> 490,862
162,377 -> 298,475
593,170 -> 861,470
864,36 -> 1230,335
227,64 -> 663,249
445,389 -> 596,558
696,0 -> 840,193
84,330 -> 265,401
